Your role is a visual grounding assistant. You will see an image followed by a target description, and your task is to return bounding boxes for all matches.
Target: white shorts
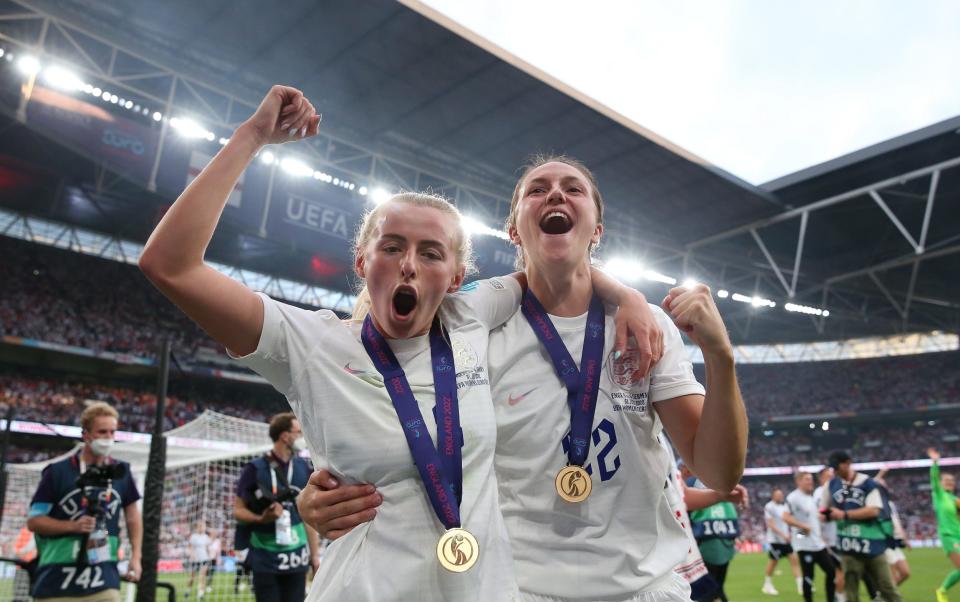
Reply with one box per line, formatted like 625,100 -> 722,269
519,571 -> 692,602
884,547 -> 906,564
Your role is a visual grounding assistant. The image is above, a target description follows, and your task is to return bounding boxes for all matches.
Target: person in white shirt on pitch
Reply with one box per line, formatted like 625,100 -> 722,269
785,472 -> 844,602
763,487 -> 803,595
297,155 -> 749,602
186,521 -> 212,599
873,469 -> 911,586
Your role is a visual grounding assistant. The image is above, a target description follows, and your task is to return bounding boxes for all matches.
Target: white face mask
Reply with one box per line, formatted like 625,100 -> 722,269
291,436 -> 307,452
90,438 -> 115,457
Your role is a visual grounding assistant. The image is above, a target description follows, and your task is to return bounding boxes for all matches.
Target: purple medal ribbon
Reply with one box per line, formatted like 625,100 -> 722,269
521,290 -> 605,468
361,316 -> 463,529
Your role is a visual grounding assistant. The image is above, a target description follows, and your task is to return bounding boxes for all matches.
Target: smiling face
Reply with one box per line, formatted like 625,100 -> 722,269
796,473 -> 814,494
509,160 -> 603,272
355,202 -> 464,339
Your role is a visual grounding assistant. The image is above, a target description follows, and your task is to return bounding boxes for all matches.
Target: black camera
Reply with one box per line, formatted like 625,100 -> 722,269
248,485 -> 301,514
76,463 -> 127,490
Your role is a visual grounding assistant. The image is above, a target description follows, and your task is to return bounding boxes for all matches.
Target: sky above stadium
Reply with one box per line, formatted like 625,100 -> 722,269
413,0 -> 960,186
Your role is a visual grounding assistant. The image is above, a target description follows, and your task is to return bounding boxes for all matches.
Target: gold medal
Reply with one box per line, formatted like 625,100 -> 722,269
555,465 -> 592,502
437,527 -> 479,572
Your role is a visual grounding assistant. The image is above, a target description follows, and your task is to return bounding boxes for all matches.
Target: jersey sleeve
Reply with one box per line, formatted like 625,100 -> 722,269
443,277 -> 522,331
28,464 -> 57,517
864,486 -> 882,509
648,306 -> 706,403
763,503 -> 773,522
228,292 -> 341,400
235,462 -> 259,502
121,469 -> 142,506
932,460 -> 943,496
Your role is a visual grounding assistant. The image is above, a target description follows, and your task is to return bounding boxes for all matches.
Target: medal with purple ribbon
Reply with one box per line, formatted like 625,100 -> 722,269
361,316 -> 478,571
521,291 -> 605,503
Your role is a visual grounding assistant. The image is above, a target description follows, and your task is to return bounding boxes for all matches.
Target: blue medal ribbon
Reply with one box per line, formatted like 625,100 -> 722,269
361,316 -> 463,529
521,290 -> 605,468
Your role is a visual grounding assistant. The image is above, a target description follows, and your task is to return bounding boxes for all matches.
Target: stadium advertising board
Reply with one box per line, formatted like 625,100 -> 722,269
25,85 -> 158,182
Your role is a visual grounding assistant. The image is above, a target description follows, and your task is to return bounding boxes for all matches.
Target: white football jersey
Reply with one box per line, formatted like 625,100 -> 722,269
785,489 -> 825,552
232,278 -> 521,601
813,485 -> 837,546
764,501 -> 790,545
489,302 -> 704,601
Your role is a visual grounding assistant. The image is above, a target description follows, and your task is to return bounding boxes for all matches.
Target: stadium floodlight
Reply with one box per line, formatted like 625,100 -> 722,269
643,270 -> 677,285
821,421 -> 829,431
92,87 -> 102,96
0,48 -> 4,58
731,292 -> 775,308
370,187 -> 391,206
109,94 -> 118,104
42,65 -> 83,91
602,257 -> 644,283
784,302 -> 829,316
170,117 -> 212,139
681,278 -> 698,289
462,215 -> 510,240
280,157 -> 313,177
358,186 -> 368,196
260,150 -> 276,165
16,54 -> 41,76
218,137 -> 229,145
717,289 -> 729,298
125,100 -> 134,109
152,111 -> 162,121
101,90 -> 111,101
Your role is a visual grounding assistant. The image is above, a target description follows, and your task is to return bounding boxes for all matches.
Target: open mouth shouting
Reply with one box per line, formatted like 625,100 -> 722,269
539,210 -> 574,235
391,284 -> 419,321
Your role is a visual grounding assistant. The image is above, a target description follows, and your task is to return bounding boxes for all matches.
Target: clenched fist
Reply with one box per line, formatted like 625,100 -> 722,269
662,284 -> 732,357
240,85 -> 322,148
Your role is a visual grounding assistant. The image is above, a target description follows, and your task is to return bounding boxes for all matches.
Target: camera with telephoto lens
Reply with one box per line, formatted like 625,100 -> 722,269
75,462 -> 127,489
248,485 -> 302,514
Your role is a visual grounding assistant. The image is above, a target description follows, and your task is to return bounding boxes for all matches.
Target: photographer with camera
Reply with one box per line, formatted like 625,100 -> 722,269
26,402 -> 142,602
234,412 -> 318,602
821,451 -> 901,602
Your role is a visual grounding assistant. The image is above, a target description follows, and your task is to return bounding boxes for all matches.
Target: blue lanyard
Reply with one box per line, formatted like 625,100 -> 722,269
361,316 -> 463,529
521,291 -> 605,467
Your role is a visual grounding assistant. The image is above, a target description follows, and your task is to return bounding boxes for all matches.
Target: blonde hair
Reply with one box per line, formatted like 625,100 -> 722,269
351,192 -> 475,320
81,401 -> 119,432
506,154 -> 604,269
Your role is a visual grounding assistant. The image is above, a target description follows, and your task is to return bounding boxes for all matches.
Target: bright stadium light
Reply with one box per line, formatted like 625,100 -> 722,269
821,421 -> 830,431
784,302 -> 830,316
717,289 -> 729,298
16,55 -> 41,76
280,157 -> 314,177
152,111 -> 162,121
731,292 -> 775,308
358,186 -> 368,196
681,278 -> 698,289
370,187 -> 391,206
462,215 -> 510,240
643,270 -> 677,285
170,117 -> 212,139
603,258 -> 644,283
42,66 -> 83,91
92,87 -> 102,96
260,150 -> 275,165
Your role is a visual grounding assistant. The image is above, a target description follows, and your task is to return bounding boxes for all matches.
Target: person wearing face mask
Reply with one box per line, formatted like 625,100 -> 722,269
26,402 -> 142,602
234,412 -> 319,602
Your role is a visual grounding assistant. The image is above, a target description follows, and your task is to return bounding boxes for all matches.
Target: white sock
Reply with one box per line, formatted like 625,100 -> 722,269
836,593 -> 846,602
764,576 -> 773,586
796,576 -> 803,590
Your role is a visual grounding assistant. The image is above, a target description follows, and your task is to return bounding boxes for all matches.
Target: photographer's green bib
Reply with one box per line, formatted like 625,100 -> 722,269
246,454 -> 311,573
827,476 -> 891,558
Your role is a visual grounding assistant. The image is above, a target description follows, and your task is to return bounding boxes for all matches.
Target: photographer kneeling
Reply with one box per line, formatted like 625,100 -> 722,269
234,413 -> 319,602
26,402 -> 142,602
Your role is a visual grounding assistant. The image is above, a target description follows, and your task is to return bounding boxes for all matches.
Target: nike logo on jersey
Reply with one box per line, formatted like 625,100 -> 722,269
507,388 -> 537,406
343,363 -> 366,375
343,363 -> 385,387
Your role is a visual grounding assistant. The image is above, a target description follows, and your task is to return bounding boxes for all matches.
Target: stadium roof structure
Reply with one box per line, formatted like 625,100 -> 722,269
0,0 -> 956,345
